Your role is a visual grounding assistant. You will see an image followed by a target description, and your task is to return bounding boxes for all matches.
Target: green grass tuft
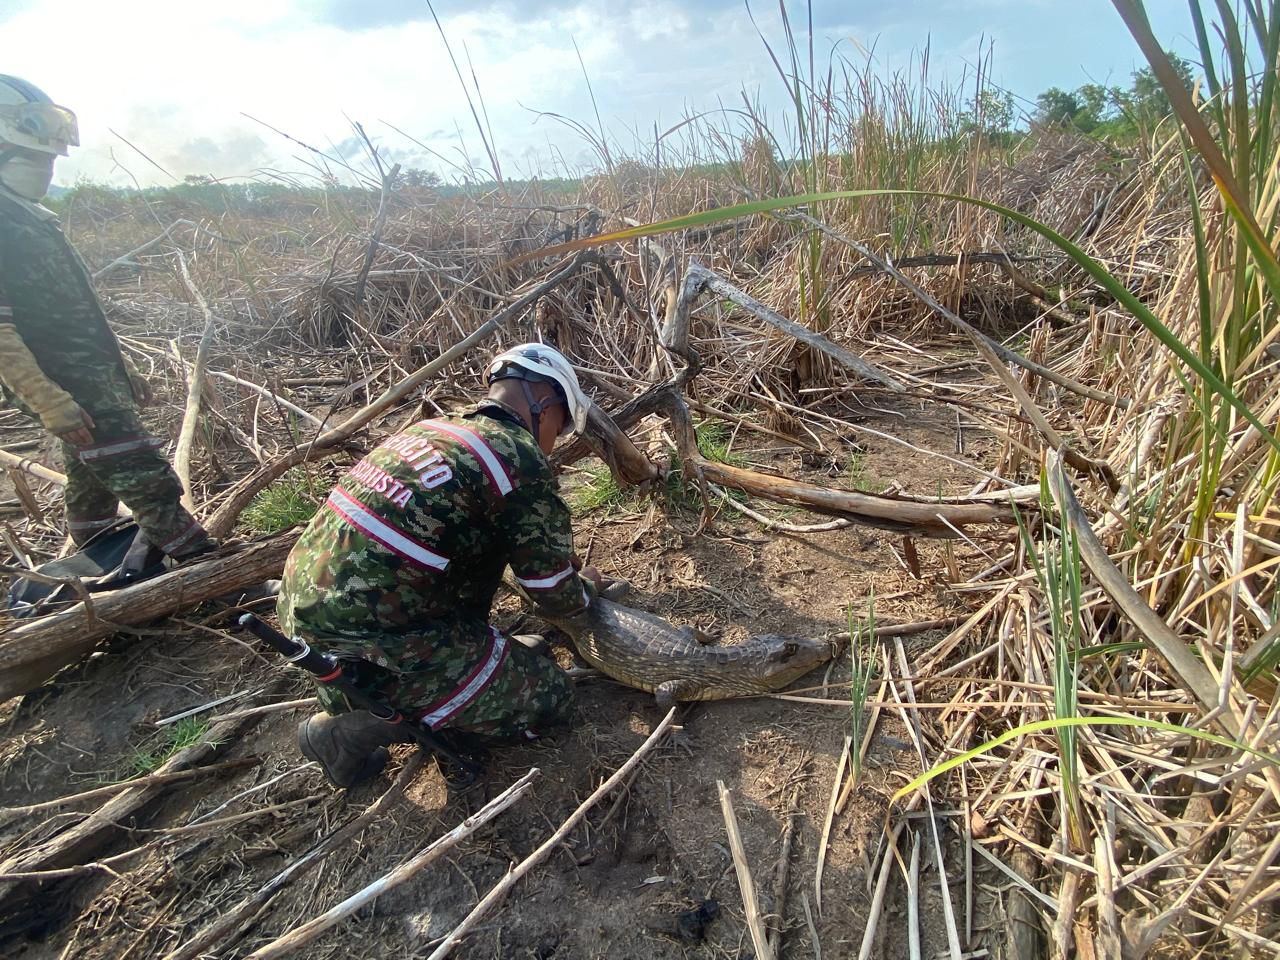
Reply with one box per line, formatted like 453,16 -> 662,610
241,467 -> 323,534
567,464 -> 629,513
128,717 -> 211,776
844,452 -> 876,493
847,593 -> 879,789
695,421 -> 746,467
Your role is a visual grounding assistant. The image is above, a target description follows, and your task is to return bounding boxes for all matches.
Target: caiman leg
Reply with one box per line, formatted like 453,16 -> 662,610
680,626 -> 716,646
655,678 -> 703,708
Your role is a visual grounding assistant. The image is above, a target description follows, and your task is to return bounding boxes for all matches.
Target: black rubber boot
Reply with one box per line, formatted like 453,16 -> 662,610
297,711 -> 415,788
95,532 -> 217,589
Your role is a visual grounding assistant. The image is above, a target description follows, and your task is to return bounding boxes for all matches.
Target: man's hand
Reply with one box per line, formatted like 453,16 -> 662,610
42,397 -> 95,447
129,370 -> 153,406
580,565 -> 604,589
123,357 -> 153,406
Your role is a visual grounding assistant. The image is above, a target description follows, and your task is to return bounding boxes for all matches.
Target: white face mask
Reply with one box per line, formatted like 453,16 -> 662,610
0,153 -> 55,201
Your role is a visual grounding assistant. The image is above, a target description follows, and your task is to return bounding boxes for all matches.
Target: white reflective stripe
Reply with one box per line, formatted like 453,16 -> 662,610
78,436 -> 165,461
326,487 -> 449,571
423,420 -> 513,496
514,564 -> 575,591
419,628 -> 510,727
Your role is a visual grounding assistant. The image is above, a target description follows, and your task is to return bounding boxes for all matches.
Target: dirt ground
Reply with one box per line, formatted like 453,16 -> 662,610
0,401 -> 1018,959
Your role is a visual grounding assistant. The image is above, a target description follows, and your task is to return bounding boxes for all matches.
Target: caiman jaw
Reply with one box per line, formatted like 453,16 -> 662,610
757,635 -> 835,685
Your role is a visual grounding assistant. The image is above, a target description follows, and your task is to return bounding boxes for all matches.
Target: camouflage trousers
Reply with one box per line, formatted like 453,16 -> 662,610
56,403 -> 211,554
287,612 -> 576,742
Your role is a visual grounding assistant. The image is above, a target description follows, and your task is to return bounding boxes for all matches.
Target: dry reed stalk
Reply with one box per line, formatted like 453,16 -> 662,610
162,754 -> 428,960
718,780 -> 775,960
425,708 -> 678,960
813,735 -> 850,915
0,758 -> 259,818
0,448 -> 67,486
174,255 -> 219,510
246,767 -> 537,960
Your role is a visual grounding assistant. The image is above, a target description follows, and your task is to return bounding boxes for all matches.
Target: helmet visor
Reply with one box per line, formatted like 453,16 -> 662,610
0,102 -> 79,153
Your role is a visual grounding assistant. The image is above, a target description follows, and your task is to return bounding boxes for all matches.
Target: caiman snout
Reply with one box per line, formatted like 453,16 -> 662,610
756,634 -> 836,681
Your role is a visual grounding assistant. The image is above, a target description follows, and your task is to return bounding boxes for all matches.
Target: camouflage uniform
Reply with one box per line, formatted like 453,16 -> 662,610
277,399 -> 589,741
0,186 -> 210,553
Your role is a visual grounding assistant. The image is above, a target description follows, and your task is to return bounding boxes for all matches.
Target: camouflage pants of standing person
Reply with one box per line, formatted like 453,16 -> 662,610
58,403 -> 211,554
287,613 -> 576,743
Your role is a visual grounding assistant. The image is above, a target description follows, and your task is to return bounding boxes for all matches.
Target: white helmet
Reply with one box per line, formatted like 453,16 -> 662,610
486,343 -> 592,435
0,75 -> 78,157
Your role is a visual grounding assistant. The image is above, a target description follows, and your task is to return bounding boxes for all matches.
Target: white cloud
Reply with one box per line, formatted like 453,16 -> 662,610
0,0 -> 1199,187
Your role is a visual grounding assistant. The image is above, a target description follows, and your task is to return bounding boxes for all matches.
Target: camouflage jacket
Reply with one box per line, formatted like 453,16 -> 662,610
280,399 -> 591,638
0,185 -> 131,401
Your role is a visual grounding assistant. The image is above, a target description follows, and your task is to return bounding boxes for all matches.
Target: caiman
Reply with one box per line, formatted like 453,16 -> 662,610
541,596 -> 839,706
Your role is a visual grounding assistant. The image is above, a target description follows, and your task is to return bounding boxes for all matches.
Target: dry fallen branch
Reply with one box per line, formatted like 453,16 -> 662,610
694,455 -> 1029,537
718,780 -> 776,960
425,707 -> 678,960
688,262 -> 904,392
767,784 -> 802,955
0,757 -> 259,819
246,767 -> 538,960
162,754 -> 428,960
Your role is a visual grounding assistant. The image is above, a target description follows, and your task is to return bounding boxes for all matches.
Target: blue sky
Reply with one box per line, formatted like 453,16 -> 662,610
0,1 -> 1199,186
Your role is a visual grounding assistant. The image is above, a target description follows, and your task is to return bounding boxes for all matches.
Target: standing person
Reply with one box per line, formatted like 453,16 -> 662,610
0,74 -> 214,580
279,344 -> 604,787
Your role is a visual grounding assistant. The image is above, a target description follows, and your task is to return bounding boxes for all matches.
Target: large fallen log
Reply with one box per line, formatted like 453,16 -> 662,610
696,457 -> 1033,536
578,402 -> 660,487
0,531 -> 298,703
559,381 -> 1036,537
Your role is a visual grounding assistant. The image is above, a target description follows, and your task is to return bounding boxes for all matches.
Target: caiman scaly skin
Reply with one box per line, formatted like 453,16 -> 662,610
541,597 -> 838,706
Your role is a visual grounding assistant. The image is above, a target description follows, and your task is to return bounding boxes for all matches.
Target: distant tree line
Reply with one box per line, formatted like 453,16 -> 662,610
955,50 -> 1196,142
1030,51 -> 1195,136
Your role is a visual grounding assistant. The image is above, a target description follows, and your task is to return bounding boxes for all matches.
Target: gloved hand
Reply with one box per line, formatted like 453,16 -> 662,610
38,395 -> 96,447
0,323 -> 95,446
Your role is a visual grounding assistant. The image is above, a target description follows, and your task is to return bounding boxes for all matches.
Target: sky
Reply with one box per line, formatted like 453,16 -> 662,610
0,0 -> 1200,188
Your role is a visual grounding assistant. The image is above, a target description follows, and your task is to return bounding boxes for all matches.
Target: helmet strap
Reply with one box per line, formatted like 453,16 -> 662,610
517,378 -> 547,440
